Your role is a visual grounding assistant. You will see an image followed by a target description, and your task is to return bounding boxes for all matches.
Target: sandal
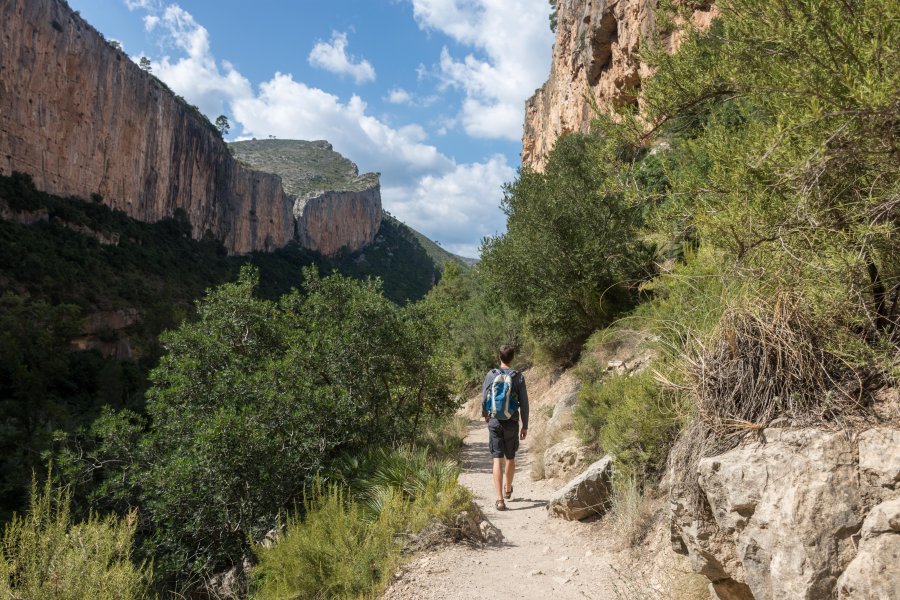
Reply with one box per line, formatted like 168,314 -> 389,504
495,499 -> 507,511
505,485 -> 513,500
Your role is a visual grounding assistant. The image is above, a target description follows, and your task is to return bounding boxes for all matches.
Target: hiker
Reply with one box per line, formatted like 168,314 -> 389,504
482,344 -> 529,511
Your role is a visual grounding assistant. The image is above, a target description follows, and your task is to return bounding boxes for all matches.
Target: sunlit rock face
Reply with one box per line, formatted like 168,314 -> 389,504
522,0 -> 716,171
0,0 -> 380,256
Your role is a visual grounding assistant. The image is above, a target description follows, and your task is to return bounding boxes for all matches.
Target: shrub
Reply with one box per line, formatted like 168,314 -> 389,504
0,477 -> 150,600
252,448 -> 471,600
576,369 -> 684,483
61,267 -> 456,586
479,131 -> 654,360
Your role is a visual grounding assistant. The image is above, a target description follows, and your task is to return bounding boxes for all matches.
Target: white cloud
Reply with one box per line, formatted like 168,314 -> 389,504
122,1 -> 514,256
410,0 -> 554,141
135,5 -> 253,120
308,31 -> 376,84
386,155 -> 514,257
386,87 -> 412,104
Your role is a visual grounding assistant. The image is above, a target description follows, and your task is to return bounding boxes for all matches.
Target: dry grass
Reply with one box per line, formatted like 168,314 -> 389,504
607,477 -> 660,548
686,296 -> 879,431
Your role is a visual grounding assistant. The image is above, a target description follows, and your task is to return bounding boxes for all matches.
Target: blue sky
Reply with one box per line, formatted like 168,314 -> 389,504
68,0 -> 555,257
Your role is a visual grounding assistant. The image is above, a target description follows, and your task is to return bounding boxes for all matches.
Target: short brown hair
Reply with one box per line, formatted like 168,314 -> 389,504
499,344 -> 515,365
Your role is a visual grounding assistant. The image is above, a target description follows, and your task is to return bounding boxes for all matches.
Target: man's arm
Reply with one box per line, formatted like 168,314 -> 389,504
518,374 -> 529,436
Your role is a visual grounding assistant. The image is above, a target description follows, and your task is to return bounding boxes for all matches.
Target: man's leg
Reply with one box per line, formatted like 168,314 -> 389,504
505,458 -> 516,494
493,457 -> 504,501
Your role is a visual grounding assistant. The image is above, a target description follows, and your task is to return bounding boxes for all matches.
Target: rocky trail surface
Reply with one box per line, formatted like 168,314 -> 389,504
384,422 -> 628,600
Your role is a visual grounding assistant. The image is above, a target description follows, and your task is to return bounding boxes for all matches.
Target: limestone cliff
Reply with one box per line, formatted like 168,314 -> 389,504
522,0 -> 716,170
0,0 -> 380,256
230,140 -> 382,256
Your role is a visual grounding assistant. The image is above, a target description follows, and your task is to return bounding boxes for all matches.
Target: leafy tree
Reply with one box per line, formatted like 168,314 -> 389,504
214,114 -> 230,137
61,266 -> 454,585
480,131 -> 653,359
643,0 -> 900,343
138,57 -> 151,72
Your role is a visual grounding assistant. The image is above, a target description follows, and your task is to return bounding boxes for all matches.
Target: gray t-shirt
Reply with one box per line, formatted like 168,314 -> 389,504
481,367 -> 529,429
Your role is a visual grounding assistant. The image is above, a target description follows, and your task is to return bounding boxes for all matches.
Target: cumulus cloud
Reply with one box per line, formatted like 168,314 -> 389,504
410,0 -> 554,140
386,87 -> 412,104
385,155 -> 514,257
122,1 -> 514,257
133,4 -> 252,119
308,31 -> 376,84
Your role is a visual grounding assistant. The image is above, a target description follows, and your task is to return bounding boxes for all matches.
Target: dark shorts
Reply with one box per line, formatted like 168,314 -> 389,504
487,418 -> 519,459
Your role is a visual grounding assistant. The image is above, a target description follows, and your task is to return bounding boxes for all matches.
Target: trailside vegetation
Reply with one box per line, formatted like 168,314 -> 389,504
458,0 -> 898,533
55,266 -> 457,587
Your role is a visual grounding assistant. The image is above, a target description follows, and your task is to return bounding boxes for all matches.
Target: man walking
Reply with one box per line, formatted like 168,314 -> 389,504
482,344 -> 529,511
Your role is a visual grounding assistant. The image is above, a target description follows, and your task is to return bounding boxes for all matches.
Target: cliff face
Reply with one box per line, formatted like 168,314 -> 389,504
230,140 -> 382,256
522,0 -> 716,170
295,187 -> 381,256
0,0 -> 380,256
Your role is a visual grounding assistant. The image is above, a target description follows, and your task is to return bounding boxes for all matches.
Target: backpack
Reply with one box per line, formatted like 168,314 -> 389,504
484,369 -> 519,420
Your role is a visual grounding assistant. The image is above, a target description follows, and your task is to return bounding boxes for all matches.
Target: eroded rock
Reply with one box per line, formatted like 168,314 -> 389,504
547,456 -> 613,521
543,437 -> 588,481
672,427 -> 900,600
836,497 -> 900,599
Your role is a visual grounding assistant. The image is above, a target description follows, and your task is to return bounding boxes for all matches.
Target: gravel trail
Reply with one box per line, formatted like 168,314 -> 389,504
383,421 -> 620,600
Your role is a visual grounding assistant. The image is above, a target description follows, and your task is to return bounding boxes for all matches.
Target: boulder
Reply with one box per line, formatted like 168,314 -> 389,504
858,428 -> 900,488
836,497 -> 900,598
543,437 -> 588,480
670,427 -> 900,599
547,456 -> 613,521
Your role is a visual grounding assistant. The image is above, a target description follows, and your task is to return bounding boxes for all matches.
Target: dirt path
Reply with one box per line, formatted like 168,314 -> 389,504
383,421 -> 620,600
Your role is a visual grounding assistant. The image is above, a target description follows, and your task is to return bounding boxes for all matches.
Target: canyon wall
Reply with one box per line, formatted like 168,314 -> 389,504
522,0 -> 716,171
295,186 -> 382,256
0,0 -> 380,256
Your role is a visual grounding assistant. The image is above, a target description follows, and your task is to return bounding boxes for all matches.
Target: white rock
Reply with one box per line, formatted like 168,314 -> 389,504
858,428 -> 900,488
836,497 -> 900,599
547,456 -> 613,521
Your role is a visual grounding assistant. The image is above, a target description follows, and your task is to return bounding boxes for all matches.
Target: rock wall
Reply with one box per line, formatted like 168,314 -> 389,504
670,427 -> 900,600
0,0 -> 380,256
522,0 -> 716,170
294,186 -> 382,256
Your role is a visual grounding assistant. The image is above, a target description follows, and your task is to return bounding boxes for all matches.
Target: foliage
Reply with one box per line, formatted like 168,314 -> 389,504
252,448 -> 471,600
58,267 -> 456,587
214,114 -> 230,137
576,369 -> 685,484
0,476 -> 151,600
480,130 -> 654,360
0,295 -> 145,523
421,262 -> 524,388
643,0 -> 900,349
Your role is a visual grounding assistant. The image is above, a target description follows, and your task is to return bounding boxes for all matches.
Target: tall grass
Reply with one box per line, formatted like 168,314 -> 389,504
252,448 -> 472,600
0,476 -> 151,600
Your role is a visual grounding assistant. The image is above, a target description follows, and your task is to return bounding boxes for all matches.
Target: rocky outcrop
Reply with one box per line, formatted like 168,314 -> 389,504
548,455 -> 613,520
836,497 -> 900,599
0,0 -> 380,256
671,427 -> 900,600
70,308 -> 141,360
522,0 -> 717,170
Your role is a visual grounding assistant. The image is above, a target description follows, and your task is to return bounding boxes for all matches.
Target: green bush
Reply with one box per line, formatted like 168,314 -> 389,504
60,266 -> 456,586
575,369 -> 684,483
479,131 -> 654,361
252,449 -> 471,600
0,477 -> 150,600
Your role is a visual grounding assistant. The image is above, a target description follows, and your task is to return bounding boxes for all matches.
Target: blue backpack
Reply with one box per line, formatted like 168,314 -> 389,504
484,369 -> 519,420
